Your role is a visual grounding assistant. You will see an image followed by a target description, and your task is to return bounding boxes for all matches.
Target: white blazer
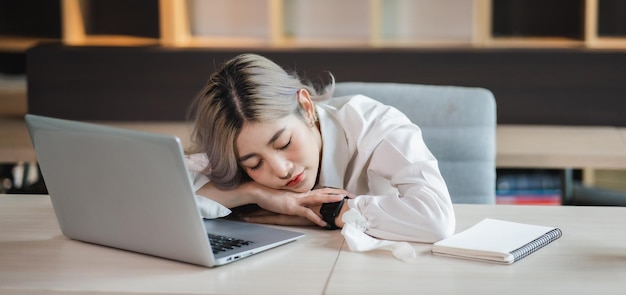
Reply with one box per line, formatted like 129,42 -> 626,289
315,95 -> 455,243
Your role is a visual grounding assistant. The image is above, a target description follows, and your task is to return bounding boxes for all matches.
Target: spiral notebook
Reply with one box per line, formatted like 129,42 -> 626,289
431,218 -> 562,264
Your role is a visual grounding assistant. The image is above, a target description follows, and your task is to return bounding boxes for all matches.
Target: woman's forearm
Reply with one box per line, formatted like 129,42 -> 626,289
195,181 -> 259,209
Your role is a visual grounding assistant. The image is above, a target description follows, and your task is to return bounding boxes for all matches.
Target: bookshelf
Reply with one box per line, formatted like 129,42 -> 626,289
0,0 -> 61,53
485,0 -> 585,48
373,0 -> 476,47
589,0 -> 626,48
496,168 -> 562,205
169,0 -> 481,48
61,0 -> 160,46
2,0 -> 626,51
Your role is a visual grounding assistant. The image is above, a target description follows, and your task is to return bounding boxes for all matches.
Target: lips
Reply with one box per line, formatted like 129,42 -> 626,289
286,172 -> 304,187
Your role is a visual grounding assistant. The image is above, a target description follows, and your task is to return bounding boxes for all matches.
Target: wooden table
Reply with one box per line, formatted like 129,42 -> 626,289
0,194 -> 342,295
2,194 -> 625,294
328,204 -> 626,295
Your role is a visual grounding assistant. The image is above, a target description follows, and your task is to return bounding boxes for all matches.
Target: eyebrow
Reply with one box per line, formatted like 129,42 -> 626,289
238,128 -> 286,162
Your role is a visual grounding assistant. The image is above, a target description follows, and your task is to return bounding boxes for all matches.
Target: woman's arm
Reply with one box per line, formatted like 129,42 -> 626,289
187,151 -> 353,226
196,180 -> 350,227
195,181 -> 256,209
336,124 -> 456,242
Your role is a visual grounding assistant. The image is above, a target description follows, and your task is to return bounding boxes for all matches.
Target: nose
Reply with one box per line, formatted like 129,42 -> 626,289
269,156 -> 293,180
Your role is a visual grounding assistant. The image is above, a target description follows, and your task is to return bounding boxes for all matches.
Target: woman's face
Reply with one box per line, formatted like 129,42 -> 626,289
236,89 -> 322,192
236,113 -> 321,192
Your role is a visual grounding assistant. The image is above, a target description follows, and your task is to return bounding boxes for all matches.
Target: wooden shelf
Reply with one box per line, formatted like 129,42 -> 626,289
0,36 -> 58,53
484,37 -> 586,48
586,37 -> 626,49
0,0 -> 62,53
62,35 -> 161,47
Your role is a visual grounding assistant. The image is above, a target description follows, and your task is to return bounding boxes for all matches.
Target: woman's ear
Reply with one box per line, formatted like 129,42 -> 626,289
297,89 -> 316,122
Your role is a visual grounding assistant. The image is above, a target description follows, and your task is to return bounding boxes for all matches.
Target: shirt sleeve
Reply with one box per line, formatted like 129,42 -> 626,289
184,153 -> 231,219
348,124 -> 456,243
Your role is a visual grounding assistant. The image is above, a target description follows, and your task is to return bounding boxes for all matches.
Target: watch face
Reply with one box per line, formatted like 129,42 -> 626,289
320,196 -> 348,230
320,197 -> 346,216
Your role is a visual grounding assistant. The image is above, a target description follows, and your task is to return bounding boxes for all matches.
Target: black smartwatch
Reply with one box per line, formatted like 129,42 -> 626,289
320,196 -> 349,230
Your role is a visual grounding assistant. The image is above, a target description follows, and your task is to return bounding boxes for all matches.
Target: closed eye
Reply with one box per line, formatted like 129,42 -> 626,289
248,160 -> 263,171
248,138 -> 289,171
279,138 -> 291,150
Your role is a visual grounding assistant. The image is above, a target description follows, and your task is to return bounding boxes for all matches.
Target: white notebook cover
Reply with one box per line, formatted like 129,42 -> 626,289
431,218 -> 562,264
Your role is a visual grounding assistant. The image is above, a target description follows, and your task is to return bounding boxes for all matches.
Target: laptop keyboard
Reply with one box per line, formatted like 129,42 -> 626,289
207,233 -> 253,254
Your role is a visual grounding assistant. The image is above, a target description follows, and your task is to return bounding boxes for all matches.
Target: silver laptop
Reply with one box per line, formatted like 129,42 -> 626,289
25,114 -> 304,267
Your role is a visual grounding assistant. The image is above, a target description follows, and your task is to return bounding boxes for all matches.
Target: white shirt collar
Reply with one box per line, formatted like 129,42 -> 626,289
316,105 -> 349,189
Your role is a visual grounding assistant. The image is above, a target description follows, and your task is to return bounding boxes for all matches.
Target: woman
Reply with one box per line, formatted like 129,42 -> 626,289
186,53 -> 455,249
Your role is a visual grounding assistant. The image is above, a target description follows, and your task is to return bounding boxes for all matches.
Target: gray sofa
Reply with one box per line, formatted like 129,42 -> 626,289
334,82 -> 497,204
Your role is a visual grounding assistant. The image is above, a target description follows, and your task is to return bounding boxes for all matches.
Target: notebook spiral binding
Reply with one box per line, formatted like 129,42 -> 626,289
510,228 -> 563,262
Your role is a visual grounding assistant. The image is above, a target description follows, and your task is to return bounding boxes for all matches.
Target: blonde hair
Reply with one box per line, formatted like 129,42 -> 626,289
188,53 -> 334,190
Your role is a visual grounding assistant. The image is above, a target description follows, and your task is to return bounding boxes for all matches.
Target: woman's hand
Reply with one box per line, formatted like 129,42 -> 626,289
242,185 -> 353,227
